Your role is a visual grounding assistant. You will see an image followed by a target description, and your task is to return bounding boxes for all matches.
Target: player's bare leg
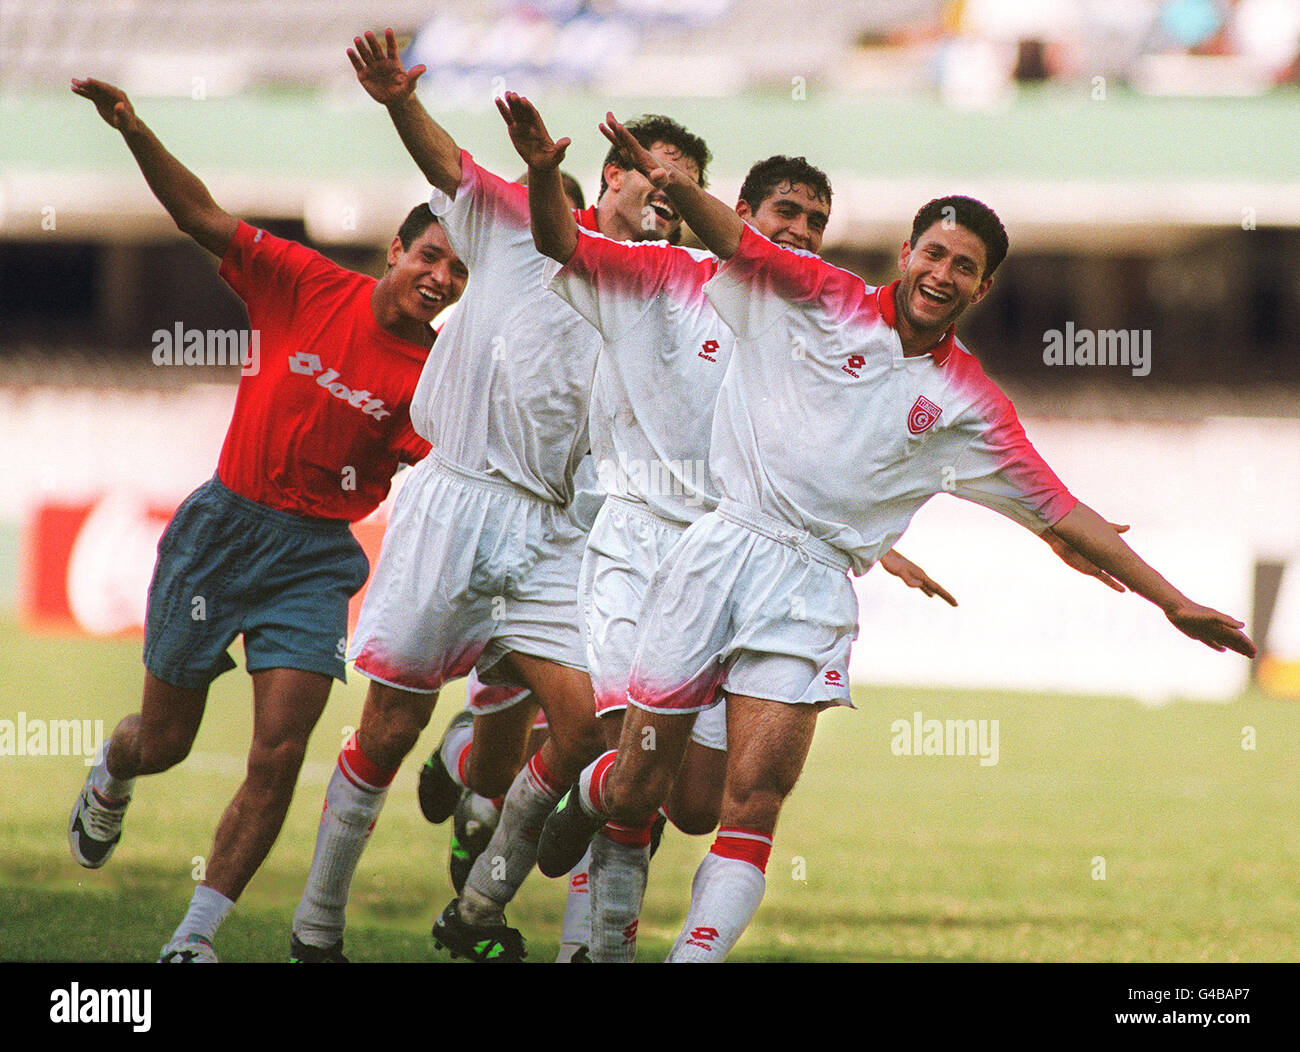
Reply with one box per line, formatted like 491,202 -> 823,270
667,739 -> 726,835
160,668 -> 332,958
70,672 -> 208,871
464,697 -> 541,799
450,653 -> 603,940
666,693 -> 817,962
203,668 -> 332,899
292,679 -> 439,957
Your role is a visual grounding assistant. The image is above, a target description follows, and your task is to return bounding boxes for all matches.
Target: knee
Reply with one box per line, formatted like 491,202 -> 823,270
245,737 -> 309,799
136,728 -> 195,774
606,761 -> 673,825
360,687 -> 435,768
667,800 -> 719,837
721,772 -> 796,832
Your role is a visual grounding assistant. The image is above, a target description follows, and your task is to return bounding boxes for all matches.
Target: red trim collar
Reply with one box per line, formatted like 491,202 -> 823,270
876,280 -> 957,366
576,205 -> 599,232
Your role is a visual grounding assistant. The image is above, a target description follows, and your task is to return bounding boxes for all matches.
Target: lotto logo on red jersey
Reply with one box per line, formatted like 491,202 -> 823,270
288,352 -> 392,420
907,395 -> 942,435
698,339 -> 720,362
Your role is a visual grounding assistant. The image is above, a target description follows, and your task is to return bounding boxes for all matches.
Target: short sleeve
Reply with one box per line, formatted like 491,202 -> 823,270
428,150 -> 531,267
705,223 -> 864,339
219,220 -> 331,308
545,230 -> 708,339
950,391 -> 1078,532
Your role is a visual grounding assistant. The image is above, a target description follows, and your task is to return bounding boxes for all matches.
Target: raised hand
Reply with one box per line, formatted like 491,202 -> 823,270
71,78 -> 139,132
598,112 -> 671,187
1165,602 -> 1256,658
496,92 -> 570,171
349,28 -> 426,106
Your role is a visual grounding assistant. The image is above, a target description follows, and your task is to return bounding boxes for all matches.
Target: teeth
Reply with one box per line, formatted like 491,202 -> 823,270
919,287 -> 950,303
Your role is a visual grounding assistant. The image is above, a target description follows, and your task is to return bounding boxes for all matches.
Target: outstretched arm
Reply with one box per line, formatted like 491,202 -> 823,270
496,92 -> 576,263
1041,520 -> 1131,593
349,28 -> 462,197
878,550 -> 958,607
71,78 -> 237,258
600,111 -> 744,259
1050,502 -> 1255,657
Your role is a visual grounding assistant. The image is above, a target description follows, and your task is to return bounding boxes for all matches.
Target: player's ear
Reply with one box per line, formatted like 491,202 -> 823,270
386,235 -> 404,269
735,198 -> 753,222
970,274 -> 994,305
603,162 -> 625,195
897,240 -> 912,272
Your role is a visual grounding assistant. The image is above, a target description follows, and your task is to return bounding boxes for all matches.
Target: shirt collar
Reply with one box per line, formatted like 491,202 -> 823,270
876,279 -> 957,367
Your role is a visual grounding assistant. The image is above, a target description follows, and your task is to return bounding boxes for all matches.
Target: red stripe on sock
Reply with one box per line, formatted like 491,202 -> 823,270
603,819 -> 654,848
527,750 -> 565,797
339,733 -> 397,790
454,741 -> 472,786
587,750 -> 618,814
710,827 -> 772,872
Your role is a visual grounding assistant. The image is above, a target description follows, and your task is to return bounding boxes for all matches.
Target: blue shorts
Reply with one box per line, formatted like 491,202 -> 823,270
143,477 -> 369,690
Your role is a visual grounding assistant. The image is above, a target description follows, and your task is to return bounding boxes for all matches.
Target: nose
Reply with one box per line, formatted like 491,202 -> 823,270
427,258 -> 452,291
787,213 -> 811,248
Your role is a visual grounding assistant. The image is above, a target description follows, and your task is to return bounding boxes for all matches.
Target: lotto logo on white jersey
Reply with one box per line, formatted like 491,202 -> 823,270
907,395 -> 942,435
288,352 -> 392,420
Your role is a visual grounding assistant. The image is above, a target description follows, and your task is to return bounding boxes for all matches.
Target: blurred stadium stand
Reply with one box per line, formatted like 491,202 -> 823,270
2,1 -> 1298,695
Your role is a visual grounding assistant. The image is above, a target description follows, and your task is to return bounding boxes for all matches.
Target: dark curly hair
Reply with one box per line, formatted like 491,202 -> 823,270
909,196 -> 1009,276
598,114 -> 711,198
738,156 -> 832,214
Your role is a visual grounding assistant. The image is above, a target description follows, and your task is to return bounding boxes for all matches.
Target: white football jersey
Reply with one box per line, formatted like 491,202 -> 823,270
412,151 -> 601,505
545,229 -> 732,525
705,224 -> 1078,576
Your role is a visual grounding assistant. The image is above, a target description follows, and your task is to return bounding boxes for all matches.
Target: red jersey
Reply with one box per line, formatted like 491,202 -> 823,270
216,221 -> 432,521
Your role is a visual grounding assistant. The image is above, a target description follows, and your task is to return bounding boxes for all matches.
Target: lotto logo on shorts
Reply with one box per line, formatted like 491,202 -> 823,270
907,395 -> 943,435
824,669 -> 844,687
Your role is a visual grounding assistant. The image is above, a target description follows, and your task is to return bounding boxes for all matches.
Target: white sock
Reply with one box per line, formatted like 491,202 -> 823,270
555,847 -> 593,963
666,851 -> 767,963
169,884 -> 235,945
459,752 -> 563,925
590,826 -> 651,963
292,749 -> 391,948
91,738 -> 134,801
440,717 -> 475,790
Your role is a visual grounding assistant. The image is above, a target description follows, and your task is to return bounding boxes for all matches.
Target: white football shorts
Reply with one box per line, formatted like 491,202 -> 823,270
349,452 -> 588,693
627,500 -> 857,714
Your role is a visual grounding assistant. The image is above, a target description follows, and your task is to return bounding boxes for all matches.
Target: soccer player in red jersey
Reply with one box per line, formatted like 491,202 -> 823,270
539,113 -> 1256,962
65,77 -> 467,963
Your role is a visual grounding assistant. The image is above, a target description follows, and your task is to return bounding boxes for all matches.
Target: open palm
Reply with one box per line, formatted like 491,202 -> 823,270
348,28 -> 425,106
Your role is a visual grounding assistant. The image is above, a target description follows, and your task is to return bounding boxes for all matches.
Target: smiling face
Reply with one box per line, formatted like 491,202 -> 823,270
602,140 -> 702,243
736,180 -> 830,255
385,220 -> 469,324
895,221 -> 994,339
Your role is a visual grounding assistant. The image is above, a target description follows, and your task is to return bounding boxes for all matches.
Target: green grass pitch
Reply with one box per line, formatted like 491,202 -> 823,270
2,616 -> 1296,963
